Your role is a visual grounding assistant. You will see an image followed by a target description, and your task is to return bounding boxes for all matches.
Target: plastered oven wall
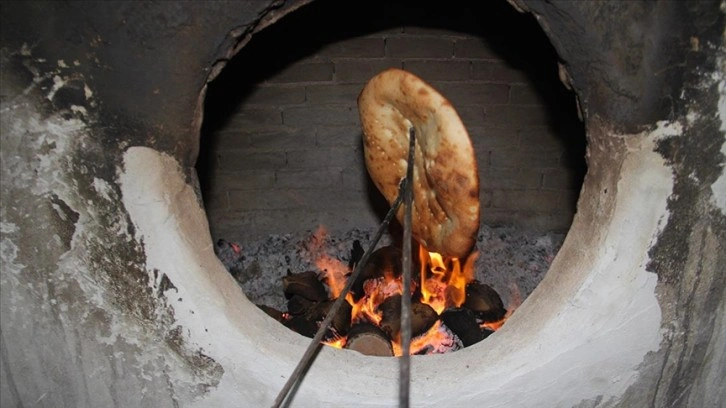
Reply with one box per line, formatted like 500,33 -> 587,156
1,1 -> 724,408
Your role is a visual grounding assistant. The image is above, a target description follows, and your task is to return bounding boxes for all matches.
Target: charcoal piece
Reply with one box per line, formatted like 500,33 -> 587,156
283,315 -> 318,338
305,300 -> 352,336
256,304 -> 285,323
287,295 -> 315,316
282,270 -> 328,302
351,245 -> 402,300
348,239 -> 365,269
344,323 -> 394,357
463,281 -> 507,323
378,295 -> 438,340
440,307 -> 485,347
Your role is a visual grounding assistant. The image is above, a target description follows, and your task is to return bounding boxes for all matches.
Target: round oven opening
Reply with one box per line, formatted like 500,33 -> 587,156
196,0 -> 586,356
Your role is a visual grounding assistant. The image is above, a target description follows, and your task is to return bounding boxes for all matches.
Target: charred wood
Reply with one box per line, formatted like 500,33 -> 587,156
304,300 -> 352,336
282,270 -> 328,302
441,307 -> 488,347
351,245 -> 402,301
287,294 -> 316,316
379,294 -> 438,340
344,323 -> 394,357
464,281 -> 506,323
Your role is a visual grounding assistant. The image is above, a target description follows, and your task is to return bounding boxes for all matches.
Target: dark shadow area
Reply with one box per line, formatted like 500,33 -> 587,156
197,0 -> 586,213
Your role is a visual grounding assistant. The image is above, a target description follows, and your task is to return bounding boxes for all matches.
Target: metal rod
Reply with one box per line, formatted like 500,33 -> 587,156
271,187 -> 405,408
399,126 -> 416,408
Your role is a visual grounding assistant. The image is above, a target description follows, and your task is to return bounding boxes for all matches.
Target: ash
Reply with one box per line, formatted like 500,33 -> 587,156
214,225 -> 565,312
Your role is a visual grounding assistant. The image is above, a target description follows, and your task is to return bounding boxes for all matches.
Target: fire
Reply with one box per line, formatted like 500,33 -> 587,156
419,246 -> 477,314
309,226 -> 350,298
308,227 -> 501,356
348,276 -> 404,326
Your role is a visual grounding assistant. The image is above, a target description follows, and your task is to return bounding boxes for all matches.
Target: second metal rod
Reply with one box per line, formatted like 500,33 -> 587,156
399,126 -> 416,408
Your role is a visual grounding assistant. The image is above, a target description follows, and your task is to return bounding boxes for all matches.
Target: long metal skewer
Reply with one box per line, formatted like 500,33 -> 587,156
271,181 -> 406,408
399,126 -> 415,408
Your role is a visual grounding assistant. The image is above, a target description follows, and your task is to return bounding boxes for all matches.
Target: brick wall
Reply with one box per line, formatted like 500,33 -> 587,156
199,0 -> 586,243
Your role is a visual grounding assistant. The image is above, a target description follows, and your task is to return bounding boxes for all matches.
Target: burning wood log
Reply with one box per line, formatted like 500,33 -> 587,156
463,281 -> 506,323
282,270 -> 328,302
287,295 -> 316,316
304,300 -> 353,336
378,294 -> 439,340
440,307 -> 489,347
344,323 -> 394,356
351,245 -> 402,301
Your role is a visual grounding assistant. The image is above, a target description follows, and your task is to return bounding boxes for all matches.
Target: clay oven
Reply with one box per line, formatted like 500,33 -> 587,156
1,1 -> 724,407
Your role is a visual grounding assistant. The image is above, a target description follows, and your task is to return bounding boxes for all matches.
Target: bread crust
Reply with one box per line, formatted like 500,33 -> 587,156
358,68 -> 480,258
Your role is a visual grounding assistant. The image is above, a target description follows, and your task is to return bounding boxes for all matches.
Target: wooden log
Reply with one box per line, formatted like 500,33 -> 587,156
343,323 -> 394,356
305,300 -> 353,336
287,294 -> 315,316
463,281 -> 507,323
440,307 -> 488,347
351,245 -> 402,300
378,294 -> 439,340
282,270 -> 329,302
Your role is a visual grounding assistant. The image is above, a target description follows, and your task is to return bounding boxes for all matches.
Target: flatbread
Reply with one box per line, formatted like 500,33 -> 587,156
357,68 -> 480,258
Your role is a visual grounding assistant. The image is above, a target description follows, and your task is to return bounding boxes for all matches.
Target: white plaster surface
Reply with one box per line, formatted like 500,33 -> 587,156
710,57 -> 726,212
120,124 -> 670,406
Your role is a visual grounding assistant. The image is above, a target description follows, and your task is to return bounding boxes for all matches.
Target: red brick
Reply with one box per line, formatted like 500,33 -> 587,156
266,61 -> 334,83
490,147 -> 562,169
224,107 -> 282,129
483,105 -> 551,127
541,168 -> 581,190
473,61 -> 530,83
402,60 -> 471,81
489,189 -> 563,212
306,84 -> 364,105
315,125 -> 362,147
386,37 -> 454,58
316,37 -> 385,58
244,84 -> 306,106
211,171 -> 276,190
479,168 -> 543,190
454,38 -> 498,59
509,85 -> 545,105
470,127 -> 521,150
275,168 -> 344,189
334,59 -> 403,84
436,82 -> 510,106
214,129 -> 314,151
454,105 -> 486,126
216,150 -> 286,172
228,188 -> 370,211
284,145 -> 363,170
282,105 -> 359,126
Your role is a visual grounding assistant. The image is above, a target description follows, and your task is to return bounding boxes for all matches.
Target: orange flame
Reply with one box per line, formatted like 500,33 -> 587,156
309,227 -> 350,298
419,246 -> 477,314
308,227 -> 490,355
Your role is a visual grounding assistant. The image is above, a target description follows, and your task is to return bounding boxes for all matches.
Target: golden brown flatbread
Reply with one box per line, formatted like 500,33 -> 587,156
358,68 -> 480,259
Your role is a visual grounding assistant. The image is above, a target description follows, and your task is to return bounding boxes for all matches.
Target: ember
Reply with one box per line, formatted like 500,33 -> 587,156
214,226 -> 565,356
